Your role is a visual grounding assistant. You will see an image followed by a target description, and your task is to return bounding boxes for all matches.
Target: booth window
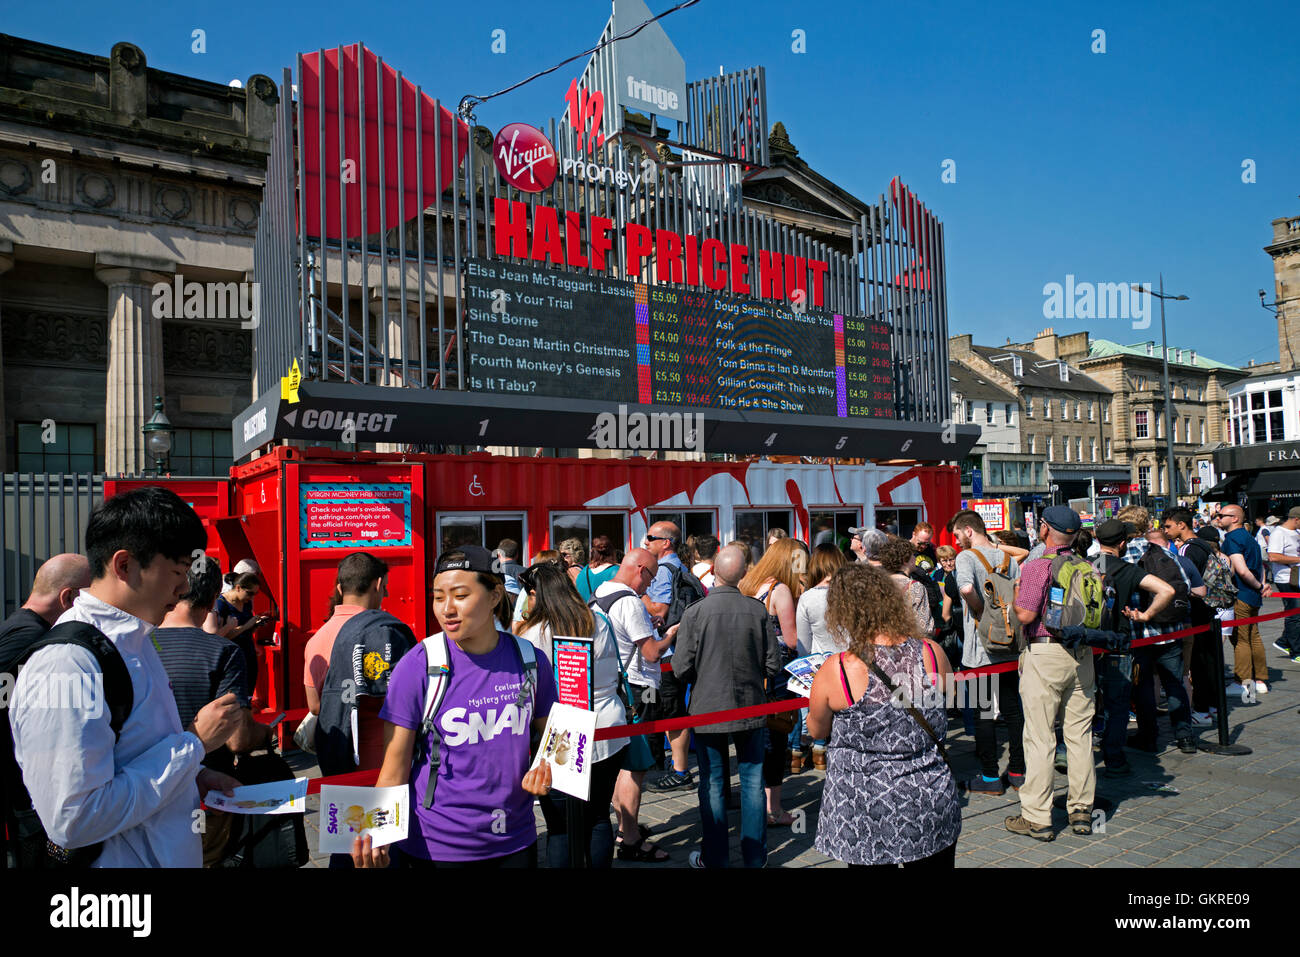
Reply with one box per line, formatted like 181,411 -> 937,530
809,509 -> 862,550
16,422 -> 100,473
875,507 -> 921,538
648,510 -> 716,542
438,513 -> 527,560
551,512 -> 626,557
734,510 -> 794,556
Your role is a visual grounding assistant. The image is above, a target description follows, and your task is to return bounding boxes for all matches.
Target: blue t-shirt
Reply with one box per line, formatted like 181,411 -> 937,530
378,631 -> 556,862
647,551 -> 681,604
1222,528 -> 1263,608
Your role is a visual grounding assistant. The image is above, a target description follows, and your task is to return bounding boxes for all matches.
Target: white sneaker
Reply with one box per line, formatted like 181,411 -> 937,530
1254,681 -> 1270,695
1225,681 -> 1256,703
1190,711 -> 1214,727
688,850 -> 705,869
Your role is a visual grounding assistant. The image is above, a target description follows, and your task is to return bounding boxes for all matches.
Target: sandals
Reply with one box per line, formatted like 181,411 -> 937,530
616,835 -> 670,862
768,812 -> 795,828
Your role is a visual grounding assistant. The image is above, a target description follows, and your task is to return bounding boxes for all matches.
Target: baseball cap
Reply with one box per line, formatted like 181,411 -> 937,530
1289,507 -> 1300,520
1041,505 -> 1082,534
1195,526 -> 1221,544
434,544 -> 502,580
233,559 -> 260,576
1095,519 -> 1135,547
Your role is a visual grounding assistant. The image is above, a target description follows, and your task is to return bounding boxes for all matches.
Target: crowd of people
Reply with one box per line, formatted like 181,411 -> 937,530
0,485 -> 1294,869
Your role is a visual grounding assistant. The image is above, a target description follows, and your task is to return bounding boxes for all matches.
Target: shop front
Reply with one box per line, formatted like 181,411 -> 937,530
1209,440 -> 1300,518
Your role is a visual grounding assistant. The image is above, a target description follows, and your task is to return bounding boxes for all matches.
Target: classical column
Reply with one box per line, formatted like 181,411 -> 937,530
0,240 -> 13,471
95,252 -> 175,474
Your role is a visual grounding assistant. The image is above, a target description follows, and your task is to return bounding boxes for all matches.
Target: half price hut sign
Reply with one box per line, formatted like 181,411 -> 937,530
492,198 -> 833,307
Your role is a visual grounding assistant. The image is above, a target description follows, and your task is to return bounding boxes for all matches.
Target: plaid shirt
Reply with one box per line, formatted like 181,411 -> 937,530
1014,545 -> 1071,639
1123,537 -> 1192,644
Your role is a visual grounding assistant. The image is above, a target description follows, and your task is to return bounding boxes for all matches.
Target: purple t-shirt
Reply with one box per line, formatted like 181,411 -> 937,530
378,630 -> 557,862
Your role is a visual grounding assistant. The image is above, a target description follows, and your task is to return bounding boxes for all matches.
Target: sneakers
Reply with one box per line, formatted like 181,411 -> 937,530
688,850 -> 705,869
1069,810 -> 1093,835
1127,711 -> 1138,725
968,775 -> 1006,796
1272,641 -> 1293,655
1005,772 -> 1026,790
653,769 -> 695,791
1177,737 -> 1198,754
1255,681 -> 1270,695
1225,681 -> 1257,702
1190,711 -> 1214,728
1102,762 -> 1134,778
1005,815 -> 1055,841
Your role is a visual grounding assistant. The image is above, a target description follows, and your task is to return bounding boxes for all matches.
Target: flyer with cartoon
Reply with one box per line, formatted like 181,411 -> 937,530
318,784 -> 409,854
529,702 -> 598,801
204,777 -> 309,815
784,652 -> 832,698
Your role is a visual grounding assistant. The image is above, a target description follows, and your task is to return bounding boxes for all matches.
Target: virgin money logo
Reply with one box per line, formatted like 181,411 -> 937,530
494,123 -> 557,193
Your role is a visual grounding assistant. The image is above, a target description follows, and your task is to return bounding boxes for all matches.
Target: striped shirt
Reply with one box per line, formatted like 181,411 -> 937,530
152,626 -> 250,772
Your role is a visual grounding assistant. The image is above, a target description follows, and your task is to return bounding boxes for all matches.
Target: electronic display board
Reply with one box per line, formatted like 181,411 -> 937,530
463,258 -> 893,418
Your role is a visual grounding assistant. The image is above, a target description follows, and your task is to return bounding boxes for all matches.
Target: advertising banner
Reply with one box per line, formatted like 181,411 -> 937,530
969,498 -> 1008,533
301,482 -> 412,548
553,636 -> 595,711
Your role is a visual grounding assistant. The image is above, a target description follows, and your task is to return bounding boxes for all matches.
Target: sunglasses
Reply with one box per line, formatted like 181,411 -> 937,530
644,535 -> 673,543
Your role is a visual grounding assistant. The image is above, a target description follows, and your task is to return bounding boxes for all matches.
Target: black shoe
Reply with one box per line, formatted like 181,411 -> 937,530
1176,737 -> 1198,754
1102,762 -> 1134,778
652,769 -> 695,791
968,775 -> 1006,796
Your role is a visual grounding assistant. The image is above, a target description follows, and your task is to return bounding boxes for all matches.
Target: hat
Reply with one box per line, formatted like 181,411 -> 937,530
1095,519 -> 1135,547
434,544 -> 502,580
847,527 -> 868,538
1195,526 -> 1221,544
1041,505 -> 1082,534
1266,515 -> 1281,526
1289,507 -> 1300,521
233,559 -> 260,576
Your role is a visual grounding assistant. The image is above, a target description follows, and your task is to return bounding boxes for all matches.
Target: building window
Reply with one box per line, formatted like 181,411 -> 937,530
1028,434 -> 1036,453
1156,415 -> 1164,439
985,403 -> 993,424
1074,401 -> 1081,421
169,428 -> 235,477
1231,389 -> 1285,445
1200,419 -> 1206,444
1033,462 -> 1043,484
1026,396 -> 1035,418
1105,438 -> 1112,458
960,456 -> 979,486
1134,375 -> 1147,390
1088,401 -> 1095,421
1138,464 -> 1151,492
1061,400 -> 1069,421
1090,437 -> 1097,462
15,423 -> 101,473
1064,438 -> 1071,462
1044,398 -> 1052,419
1103,402 -> 1110,423
1183,417 -> 1191,445
1135,410 -> 1149,439
989,460 -> 1004,486
1077,436 -> 1083,461
1048,436 -> 1054,460
1005,403 -> 1014,424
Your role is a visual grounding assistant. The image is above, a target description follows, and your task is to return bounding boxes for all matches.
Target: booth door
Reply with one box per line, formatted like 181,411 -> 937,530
437,512 -> 528,562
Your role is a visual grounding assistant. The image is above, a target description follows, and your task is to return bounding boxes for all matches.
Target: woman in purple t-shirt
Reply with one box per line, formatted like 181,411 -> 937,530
352,546 -> 558,868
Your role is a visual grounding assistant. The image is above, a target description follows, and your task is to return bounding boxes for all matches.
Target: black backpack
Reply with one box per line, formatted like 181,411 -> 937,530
213,749 -> 309,868
5,621 -> 133,868
660,561 -> 707,633
1138,545 -> 1192,624
908,566 -> 945,638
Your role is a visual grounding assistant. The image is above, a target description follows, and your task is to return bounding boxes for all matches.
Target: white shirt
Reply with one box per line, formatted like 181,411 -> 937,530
1268,525 -> 1300,583
593,581 -> 660,689
691,561 -> 715,592
520,614 -> 627,763
9,591 -> 206,867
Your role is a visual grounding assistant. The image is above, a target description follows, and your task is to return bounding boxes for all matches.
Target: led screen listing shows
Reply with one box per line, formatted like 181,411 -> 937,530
463,258 -> 892,419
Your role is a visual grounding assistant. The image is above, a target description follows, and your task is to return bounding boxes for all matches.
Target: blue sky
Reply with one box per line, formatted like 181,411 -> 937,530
9,0 -> 1297,368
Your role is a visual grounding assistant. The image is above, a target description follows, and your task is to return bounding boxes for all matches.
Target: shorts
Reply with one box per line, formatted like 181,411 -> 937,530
631,683 -> 660,723
657,667 -> 688,720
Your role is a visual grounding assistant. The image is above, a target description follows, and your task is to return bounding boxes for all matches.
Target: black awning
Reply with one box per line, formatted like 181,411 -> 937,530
1201,474 -> 1244,502
1246,470 -> 1300,497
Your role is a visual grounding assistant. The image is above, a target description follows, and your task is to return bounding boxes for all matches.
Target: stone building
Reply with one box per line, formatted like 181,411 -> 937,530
0,33 -> 273,474
949,359 -> 1046,502
950,334 -> 1118,506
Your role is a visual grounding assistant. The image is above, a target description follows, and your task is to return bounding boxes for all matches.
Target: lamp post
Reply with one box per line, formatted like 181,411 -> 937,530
141,395 -> 174,476
1131,276 -> 1189,504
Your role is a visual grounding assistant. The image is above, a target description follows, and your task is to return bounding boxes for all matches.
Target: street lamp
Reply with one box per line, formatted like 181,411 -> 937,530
141,395 -> 173,475
1131,276 -> 1189,503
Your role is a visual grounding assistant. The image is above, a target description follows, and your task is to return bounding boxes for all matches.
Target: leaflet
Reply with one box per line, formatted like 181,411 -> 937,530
205,777 -> 309,815
784,652 -> 833,698
318,784 -> 409,854
529,702 -> 598,801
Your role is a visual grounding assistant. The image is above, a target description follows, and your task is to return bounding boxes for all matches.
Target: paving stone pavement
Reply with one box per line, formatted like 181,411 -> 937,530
295,601 -> 1300,868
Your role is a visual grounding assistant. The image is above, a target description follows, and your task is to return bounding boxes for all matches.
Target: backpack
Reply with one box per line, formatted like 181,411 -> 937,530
315,610 -> 415,776
1093,554 -> 1146,634
1185,539 -> 1237,609
969,549 -> 1024,654
1138,545 -> 1191,624
660,560 -> 707,633
413,632 -> 537,811
214,749 -> 309,868
1043,552 -> 1107,637
907,565 -> 944,638
6,621 -> 134,868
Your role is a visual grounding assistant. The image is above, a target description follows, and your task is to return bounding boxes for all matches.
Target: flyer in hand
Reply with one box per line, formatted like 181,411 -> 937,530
205,777 -> 309,815
529,702 -> 598,801
784,652 -> 833,698
318,784 -> 409,854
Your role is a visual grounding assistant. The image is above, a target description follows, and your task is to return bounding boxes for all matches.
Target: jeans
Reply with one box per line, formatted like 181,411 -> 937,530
973,671 -> 1025,778
695,728 -> 767,868
788,708 -> 806,753
1097,652 -> 1133,767
1135,641 -> 1192,742
1281,596 -> 1300,654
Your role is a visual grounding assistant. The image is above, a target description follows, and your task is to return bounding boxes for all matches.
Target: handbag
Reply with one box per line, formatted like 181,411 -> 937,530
766,641 -> 798,737
292,711 -> 318,754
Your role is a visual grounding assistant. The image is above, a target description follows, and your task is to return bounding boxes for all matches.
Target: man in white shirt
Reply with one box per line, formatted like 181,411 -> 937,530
594,549 -> 675,862
9,486 -> 242,867
1267,507 -> 1300,659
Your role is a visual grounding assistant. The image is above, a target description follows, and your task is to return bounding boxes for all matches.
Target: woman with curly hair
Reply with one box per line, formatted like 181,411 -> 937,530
739,537 -> 808,822
808,563 -> 960,868
876,536 -> 934,636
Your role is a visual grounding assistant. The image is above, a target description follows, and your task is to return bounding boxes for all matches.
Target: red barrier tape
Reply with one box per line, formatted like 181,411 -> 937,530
301,603 -> 1300,785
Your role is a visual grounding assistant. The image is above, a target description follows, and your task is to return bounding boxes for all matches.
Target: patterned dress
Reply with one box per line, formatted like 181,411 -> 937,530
814,639 -> 961,865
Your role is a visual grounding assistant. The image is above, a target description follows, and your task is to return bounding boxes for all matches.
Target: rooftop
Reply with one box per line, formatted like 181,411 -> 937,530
969,345 -> 1111,394
1087,338 -> 1241,373
949,360 -> 1018,403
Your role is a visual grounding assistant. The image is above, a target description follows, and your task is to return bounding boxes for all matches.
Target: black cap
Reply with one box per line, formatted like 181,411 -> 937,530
1041,505 -> 1083,534
434,544 -> 502,580
1096,519 -> 1135,547
1195,526 -> 1221,544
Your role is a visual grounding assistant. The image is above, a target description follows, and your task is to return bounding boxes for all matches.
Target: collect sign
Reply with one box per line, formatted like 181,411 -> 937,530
553,637 -> 595,710
300,482 -> 412,548
465,258 -> 892,418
